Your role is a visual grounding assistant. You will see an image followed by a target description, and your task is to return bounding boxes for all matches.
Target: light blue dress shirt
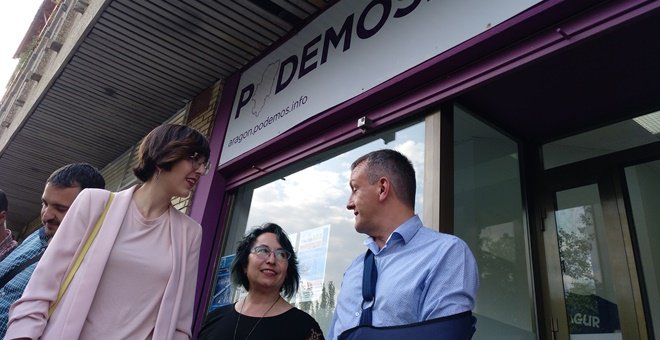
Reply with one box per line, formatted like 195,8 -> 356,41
0,227 -> 48,338
328,215 -> 479,339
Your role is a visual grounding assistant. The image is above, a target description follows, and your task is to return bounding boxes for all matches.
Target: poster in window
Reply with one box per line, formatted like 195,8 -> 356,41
208,254 -> 235,312
296,224 -> 331,303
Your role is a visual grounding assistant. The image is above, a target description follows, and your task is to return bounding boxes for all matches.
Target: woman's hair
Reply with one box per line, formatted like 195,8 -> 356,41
231,222 -> 300,299
133,124 -> 211,182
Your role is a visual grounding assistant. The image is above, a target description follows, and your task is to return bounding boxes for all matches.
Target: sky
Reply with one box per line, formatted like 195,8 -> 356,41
0,0 -> 44,94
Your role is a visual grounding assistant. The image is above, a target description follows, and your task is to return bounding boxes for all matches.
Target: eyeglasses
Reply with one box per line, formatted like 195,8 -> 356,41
189,152 -> 210,175
251,245 -> 291,261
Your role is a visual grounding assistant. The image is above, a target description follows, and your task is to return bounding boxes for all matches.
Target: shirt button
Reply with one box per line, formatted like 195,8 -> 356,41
355,312 -> 360,317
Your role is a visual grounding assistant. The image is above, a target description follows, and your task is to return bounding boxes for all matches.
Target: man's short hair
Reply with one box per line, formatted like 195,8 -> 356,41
0,189 -> 7,212
47,163 -> 106,190
351,149 -> 416,209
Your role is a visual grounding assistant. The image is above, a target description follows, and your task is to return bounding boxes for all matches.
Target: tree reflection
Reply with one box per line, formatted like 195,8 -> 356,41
295,281 -> 336,329
557,205 -> 596,293
556,205 -> 621,334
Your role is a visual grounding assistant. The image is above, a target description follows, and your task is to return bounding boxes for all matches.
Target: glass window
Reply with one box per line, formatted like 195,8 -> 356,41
454,105 -> 537,339
542,109 -> 660,169
209,120 -> 425,334
554,185 -> 623,339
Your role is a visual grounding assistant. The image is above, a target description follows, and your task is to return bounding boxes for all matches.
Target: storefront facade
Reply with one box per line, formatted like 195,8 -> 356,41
189,1 -> 660,339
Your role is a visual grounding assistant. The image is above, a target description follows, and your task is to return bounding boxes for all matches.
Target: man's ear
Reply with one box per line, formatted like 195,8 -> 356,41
378,177 -> 391,201
0,211 -> 6,223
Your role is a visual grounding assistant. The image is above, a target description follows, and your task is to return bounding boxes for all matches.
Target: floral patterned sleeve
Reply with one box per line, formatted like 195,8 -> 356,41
296,309 -> 325,340
305,324 -> 325,340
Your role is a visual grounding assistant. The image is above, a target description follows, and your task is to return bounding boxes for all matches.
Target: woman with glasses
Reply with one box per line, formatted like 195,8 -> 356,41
199,223 -> 325,340
6,124 -> 210,340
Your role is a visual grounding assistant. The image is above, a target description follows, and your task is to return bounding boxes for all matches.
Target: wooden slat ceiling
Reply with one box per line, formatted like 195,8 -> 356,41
0,0 -> 329,229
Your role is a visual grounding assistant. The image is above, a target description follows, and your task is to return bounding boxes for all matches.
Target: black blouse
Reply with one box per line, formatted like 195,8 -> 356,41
199,303 -> 325,340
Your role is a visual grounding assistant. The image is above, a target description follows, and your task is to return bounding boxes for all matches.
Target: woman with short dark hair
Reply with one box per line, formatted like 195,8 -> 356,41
199,223 -> 325,340
6,124 -> 210,340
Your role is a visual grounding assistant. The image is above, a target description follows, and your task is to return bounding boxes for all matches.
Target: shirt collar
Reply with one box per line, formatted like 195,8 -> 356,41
394,215 -> 423,244
364,215 -> 423,253
38,226 -> 49,244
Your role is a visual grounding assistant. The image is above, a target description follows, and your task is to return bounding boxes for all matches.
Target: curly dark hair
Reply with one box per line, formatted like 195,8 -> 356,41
231,223 -> 300,299
133,124 -> 211,182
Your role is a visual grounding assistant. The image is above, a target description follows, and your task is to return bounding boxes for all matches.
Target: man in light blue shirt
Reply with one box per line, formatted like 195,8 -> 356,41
0,163 -> 105,338
328,149 -> 479,339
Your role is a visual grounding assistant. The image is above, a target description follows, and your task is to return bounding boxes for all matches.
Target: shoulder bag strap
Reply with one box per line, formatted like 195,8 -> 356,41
359,249 -> 377,326
0,252 -> 44,287
47,192 -> 115,317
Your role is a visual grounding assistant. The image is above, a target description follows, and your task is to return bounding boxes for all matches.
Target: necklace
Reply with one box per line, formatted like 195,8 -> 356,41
233,294 -> 281,340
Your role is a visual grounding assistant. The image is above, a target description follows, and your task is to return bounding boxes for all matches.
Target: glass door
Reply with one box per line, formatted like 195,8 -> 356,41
541,173 -> 646,339
624,160 -> 660,338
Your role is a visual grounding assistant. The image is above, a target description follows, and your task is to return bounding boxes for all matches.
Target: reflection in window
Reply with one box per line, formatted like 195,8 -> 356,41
555,185 -> 622,338
556,206 -> 600,295
453,105 -> 536,339
214,121 -> 425,333
542,109 -> 660,169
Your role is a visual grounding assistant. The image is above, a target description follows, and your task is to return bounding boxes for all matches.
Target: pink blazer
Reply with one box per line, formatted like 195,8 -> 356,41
5,186 -> 202,340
